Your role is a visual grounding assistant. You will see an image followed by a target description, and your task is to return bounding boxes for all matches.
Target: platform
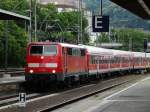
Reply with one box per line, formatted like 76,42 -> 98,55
0,76 -> 25,85
88,77 -> 150,112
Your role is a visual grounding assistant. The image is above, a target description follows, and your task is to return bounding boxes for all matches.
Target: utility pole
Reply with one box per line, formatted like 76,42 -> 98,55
100,0 -> 103,15
80,0 -> 83,44
34,0 -> 37,42
29,0 -> 32,42
98,0 -> 103,44
4,21 -> 8,74
144,38 -> 148,72
78,0 -> 81,44
78,0 -> 83,44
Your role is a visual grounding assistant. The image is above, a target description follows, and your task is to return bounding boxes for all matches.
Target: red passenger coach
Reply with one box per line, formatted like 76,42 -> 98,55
25,42 -> 87,82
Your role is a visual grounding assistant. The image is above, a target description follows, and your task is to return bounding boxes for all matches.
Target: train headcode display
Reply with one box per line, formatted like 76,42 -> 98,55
92,15 -> 109,32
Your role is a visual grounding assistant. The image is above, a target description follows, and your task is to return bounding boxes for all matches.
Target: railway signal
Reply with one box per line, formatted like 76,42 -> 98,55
19,93 -> 26,107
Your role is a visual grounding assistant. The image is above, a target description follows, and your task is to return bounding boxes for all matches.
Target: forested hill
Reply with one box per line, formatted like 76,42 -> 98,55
84,0 -> 150,30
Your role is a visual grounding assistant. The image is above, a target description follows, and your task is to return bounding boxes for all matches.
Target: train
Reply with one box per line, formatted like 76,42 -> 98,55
25,42 -> 150,83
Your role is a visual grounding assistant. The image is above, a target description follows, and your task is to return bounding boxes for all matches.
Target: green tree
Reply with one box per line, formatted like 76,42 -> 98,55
0,1 -> 90,67
0,0 -> 28,67
96,33 -> 109,43
36,8 -> 89,44
56,11 -> 89,44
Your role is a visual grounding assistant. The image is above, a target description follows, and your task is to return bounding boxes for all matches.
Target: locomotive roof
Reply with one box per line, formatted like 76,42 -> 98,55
59,43 -> 85,49
29,42 -> 85,49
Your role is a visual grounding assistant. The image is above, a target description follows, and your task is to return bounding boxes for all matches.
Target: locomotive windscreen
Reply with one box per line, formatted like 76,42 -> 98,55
30,45 -> 57,55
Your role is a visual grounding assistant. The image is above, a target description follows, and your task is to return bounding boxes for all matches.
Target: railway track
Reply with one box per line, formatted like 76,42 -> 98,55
38,75 -> 149,112
0,94 -> 18,101
0,74 -> 147,112
0,93 -> 43,107
38,77 -> 132,112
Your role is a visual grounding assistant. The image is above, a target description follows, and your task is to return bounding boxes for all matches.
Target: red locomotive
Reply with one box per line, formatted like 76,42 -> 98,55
25,42 -> 87,82
25,42 -> 150,83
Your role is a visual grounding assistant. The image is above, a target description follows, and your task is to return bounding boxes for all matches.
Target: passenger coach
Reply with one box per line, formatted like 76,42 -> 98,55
25,42 -> 150,84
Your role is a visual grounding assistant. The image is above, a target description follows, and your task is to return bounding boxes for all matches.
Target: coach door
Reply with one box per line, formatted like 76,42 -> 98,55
62,47 -> 67,74
96,56 -> 99,74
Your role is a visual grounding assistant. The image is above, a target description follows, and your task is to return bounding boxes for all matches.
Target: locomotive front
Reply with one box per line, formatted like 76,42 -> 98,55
25,42 -> 61,81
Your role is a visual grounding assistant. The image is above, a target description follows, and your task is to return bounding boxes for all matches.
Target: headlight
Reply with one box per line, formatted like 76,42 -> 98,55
29,70 -> 34,73
41,56 -> 44,59
52,70 -> 56,74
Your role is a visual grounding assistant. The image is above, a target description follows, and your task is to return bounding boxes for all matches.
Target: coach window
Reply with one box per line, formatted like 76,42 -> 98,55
103,58 -> 105,64
95,59 -> 98,64
136,58 -> 138,63
118,57 -> 120,63
124,57 -> 126,63
43,45 -> 57,55
77,49 -> 81,56
67,48 -> 72,55
81,49 -> 86,56
72,49 -> 75,56
112,58 -> 114,63
123,57 -> 125,63
91,56 -> 94,64
119,57 -> 121,63
110,58 -> 112,63
116,57 -> 118,63
62,47 -> 64,54
93,56 -> 95,64
137,58 -> 140,63
90,56 -> 92,64
103,59 -> 105,64
115,57 -> 117,63
99,58 -> 102,64
30,45 -> 43,55
104,59 -> 106,64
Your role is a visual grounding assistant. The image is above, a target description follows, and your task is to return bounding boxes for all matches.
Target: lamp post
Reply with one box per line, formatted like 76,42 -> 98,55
78,0 -> 83,44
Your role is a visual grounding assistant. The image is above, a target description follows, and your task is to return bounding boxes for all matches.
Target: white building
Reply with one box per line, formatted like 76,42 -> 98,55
39,0 -> 86,12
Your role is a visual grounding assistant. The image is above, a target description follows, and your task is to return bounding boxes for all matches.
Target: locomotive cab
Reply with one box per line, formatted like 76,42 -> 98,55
25,42 -> 60,81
